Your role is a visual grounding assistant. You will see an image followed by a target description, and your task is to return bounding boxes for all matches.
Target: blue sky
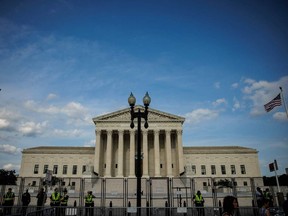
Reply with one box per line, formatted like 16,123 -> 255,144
0,0 -> 288,177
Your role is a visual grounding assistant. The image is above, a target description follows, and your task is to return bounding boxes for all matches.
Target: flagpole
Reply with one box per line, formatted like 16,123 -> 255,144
279,86 -> 288,119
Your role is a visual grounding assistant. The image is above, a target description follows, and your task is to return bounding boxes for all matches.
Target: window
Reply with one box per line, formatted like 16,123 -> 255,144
32,181 -> 36,186
160,164 -> 163,168
72,165 -> 77,175
243,181 -> 248,186
201,165 -> 206,175
172,164 -> 174,168
240,165 -> 246,174
115,164 -> 118,169
63,165 -> 68,175
43,165 -> 48,174
53,165 -> 58,174
211,165 -> 216,175
71,182 -> 76,190
221,165 -> 226,175
82,165 -> 87,173
203,182 -> 207,187
231,165 -> 236,175
34,164 -> 39,174
191,165 -> 196,175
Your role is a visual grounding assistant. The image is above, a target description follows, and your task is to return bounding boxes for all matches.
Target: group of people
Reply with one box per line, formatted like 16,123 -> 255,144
256,187 -> 288,216
0,187 -> 69,216
256,187 -> 274,216
1,187 -> 95,216
192,190 -> 239,216
2,186 -> 288,216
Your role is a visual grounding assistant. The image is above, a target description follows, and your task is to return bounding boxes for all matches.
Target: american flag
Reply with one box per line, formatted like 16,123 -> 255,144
264,94 -> 282,112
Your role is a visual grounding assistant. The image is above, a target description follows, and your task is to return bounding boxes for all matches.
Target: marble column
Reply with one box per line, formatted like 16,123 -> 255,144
154,130 -> 161,177
129,130 -> 135,177
117,130 -> 124,177
94,129 -> 101,175
177,130 -> 185,174
165,130 -> 173,177
105,130 -> 112,177
142,130 -> 149,177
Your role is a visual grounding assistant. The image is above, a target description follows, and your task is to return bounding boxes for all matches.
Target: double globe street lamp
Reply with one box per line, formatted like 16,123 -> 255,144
128,92 -> 151,216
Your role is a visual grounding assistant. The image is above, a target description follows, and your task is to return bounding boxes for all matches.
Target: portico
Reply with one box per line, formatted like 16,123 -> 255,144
93,106 -> 185,178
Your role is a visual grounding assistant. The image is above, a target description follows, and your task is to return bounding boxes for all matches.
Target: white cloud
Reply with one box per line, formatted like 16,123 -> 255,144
185,109 -> 219,124
212,98 -> 227,107
231,83 -> 238,89
214,82 -> 220,89
47,93 -> 58,100
0,119 -> 10,129
3,163 -> 21,171
24,100 -> 91,125
273,112 -> 288,121
242,76 -> 288,116
18,121 -> 47,137
232,97 -> 241,111
84,139 -> 95,147
0,144 -> 21,154
53,129 -> 84,137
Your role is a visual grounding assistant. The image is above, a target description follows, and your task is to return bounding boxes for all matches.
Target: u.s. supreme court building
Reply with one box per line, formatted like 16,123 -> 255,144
19,106 -> 263,207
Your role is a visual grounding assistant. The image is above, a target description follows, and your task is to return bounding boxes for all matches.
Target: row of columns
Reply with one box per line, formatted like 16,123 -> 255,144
94,129 -> 184,178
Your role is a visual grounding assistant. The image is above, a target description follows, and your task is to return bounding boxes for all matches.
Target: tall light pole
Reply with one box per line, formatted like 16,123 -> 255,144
128,92 -> 151,216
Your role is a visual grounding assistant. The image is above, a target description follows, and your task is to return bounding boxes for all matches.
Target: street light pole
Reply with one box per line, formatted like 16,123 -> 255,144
128,92 -> 151,216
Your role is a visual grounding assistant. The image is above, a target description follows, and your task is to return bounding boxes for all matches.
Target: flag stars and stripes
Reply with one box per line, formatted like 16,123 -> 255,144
264,94 -> 282,112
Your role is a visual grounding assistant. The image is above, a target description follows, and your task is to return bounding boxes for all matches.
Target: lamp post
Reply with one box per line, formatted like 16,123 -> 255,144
128,92 -> 151,216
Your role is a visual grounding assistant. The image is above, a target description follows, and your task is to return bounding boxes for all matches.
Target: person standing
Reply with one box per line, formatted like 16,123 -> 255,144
84,191 -> 95,216
222,195 -> 238,216
264,188 -> 274,207
193,190 -> 205,216
60,189 -> 69,216
50,188 -> 61,216
256,187 -> 264,208
2,188 -> 15,216
259,199 -> 270,216
283,193 -> 288,216
21,189 -> 31,215
36,188 -> 47,216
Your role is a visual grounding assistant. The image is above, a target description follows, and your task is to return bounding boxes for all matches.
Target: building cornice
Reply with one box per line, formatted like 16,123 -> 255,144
22,146 -> 94,154
183,146 -> 258,154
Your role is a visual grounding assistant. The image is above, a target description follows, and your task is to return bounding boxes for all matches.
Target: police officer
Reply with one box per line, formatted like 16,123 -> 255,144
2,188 -> 15,216
264,188 -> 273,207
84,191 -> 95,216
60,188 -> 69,216
193,190 -> 205,216
50,188 -> 61,216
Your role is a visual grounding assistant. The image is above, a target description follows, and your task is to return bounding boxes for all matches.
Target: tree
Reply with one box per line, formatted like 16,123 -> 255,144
0,169 -> 17,185
215,179 -> 234,188
263,174 -> 288,186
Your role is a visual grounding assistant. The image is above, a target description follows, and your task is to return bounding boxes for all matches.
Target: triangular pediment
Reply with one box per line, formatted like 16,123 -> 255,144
93,105 -> 185,123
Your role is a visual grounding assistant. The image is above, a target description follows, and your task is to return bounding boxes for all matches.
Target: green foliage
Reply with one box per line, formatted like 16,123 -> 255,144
48,176 -> 60,186
215,179 -> 233,188
0,169 -> 17,185
263,174 -> 288,186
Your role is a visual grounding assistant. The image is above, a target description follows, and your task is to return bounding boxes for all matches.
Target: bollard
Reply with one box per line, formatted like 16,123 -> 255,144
109,201 -> 113,216
183,201 -> 187,216
146,201 -> 149,216
128,201 -> 131,216
252,199 -> 257,216
219,200 -> 222,216
165,201 -> 170,216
